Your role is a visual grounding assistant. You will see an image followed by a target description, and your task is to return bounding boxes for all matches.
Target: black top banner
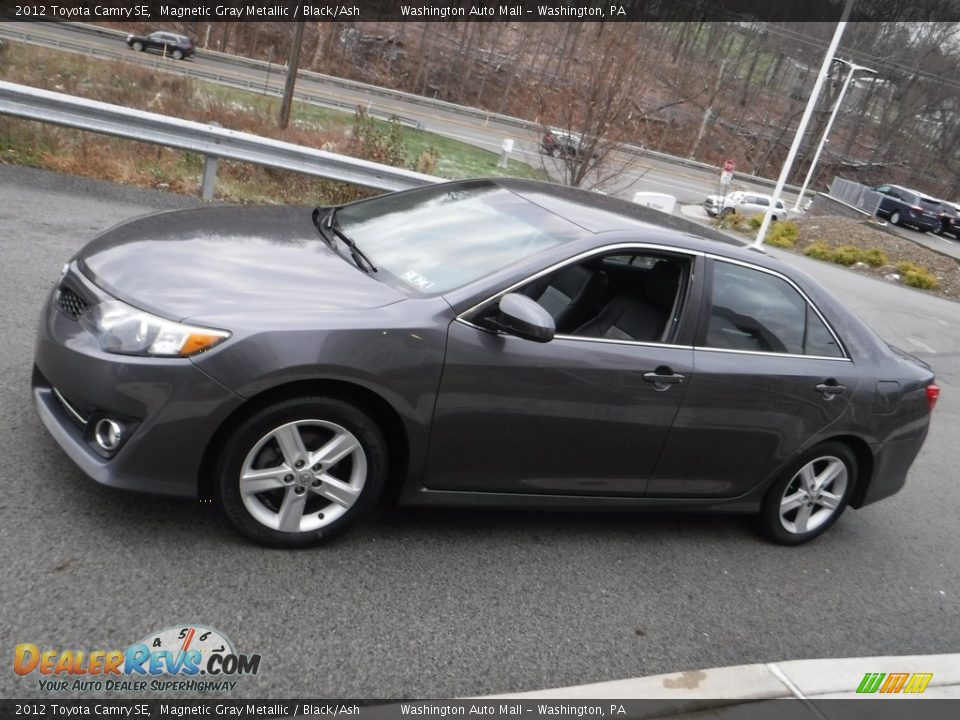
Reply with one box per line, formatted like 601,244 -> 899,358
3,0 -> 960,23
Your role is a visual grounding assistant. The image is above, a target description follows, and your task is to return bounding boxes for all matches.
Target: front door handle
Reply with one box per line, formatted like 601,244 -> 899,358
815,380 -> 847,398
643,367 -> 685,390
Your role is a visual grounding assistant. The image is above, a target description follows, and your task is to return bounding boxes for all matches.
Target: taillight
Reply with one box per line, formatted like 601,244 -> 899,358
926,383 -> 940,411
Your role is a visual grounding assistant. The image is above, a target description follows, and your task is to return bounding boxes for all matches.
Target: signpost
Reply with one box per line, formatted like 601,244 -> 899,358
717,159 -> 735,212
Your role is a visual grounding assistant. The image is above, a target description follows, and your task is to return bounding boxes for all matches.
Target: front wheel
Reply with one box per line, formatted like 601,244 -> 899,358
215,397 -> 388,547
172,49 -> 184,60
759,442 -> 856,545
132,41 -> 143,51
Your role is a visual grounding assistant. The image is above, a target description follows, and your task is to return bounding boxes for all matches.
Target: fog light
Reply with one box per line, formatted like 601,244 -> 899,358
94,418 -> 123,452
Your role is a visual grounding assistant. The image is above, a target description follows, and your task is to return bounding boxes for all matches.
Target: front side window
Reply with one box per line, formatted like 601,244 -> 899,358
474,250 -> 691,344
704,260 -> 842,357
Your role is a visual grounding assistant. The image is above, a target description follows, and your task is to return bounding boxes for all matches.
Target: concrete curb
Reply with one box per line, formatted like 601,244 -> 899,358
483,654 -> 960,716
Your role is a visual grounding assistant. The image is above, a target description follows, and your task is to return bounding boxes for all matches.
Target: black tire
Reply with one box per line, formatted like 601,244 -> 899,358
132,41 -> 143,51
721,207 -> 734,218
172,49 -> 183,60
759,441 -> 857,545
890,210 -> 901,225
215,396 -> 388,548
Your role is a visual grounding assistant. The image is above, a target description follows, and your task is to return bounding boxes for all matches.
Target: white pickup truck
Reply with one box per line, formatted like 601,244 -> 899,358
704,191 -> 787,221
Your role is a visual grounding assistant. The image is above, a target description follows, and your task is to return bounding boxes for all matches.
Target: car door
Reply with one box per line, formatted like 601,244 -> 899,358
422,248 -> 700,497
647,257 -> 859,498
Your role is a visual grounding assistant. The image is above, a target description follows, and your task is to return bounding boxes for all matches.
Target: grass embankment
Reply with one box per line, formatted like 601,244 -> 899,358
0,42 -> 546,204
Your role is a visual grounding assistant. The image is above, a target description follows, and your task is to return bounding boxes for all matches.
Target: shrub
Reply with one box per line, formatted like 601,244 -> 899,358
902,268 -> 939,290
748,215 -> 763,230
895,260 -> 922,275
715,211 -> 750,232
348,108 -> 408,168
803,241 -> 833,261
862,248 -> 888,268
765,220 -> 799,248
832,245 -> 863,266
415,146 -> 439,174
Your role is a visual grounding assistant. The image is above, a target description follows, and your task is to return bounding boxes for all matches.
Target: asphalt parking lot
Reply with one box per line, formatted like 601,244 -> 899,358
1,165 -> 958,700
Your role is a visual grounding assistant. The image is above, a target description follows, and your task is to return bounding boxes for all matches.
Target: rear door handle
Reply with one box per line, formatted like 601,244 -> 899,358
816,381 -> 847,397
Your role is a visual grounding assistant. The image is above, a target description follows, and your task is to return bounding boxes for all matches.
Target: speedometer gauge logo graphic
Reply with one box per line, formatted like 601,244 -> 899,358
137,624 -> 235,672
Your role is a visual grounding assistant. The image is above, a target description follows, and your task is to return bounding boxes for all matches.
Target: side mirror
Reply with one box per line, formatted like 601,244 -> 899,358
496,293 -> 555,343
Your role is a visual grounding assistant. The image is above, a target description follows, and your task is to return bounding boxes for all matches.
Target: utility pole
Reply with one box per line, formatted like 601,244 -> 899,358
792,59 -> 877,211
278,21 -> 305,130
753,0 -> 854,248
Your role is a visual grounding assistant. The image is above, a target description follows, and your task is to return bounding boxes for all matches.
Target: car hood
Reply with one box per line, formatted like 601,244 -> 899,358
77,205 -> 406,321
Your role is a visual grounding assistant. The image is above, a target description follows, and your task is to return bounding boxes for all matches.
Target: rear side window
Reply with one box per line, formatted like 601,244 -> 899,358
704,261 -> 843,358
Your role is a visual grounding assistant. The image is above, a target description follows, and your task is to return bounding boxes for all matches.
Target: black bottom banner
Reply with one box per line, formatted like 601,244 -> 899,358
2,699 -> 960,720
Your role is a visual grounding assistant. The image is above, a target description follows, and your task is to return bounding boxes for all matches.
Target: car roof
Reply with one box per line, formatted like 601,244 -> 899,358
491,178 -> 730,237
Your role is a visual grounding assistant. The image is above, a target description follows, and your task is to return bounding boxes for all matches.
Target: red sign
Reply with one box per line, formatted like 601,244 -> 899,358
723,159 -> 735,173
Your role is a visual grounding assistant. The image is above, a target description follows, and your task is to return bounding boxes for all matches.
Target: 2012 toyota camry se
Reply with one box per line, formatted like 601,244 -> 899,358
33,179 -> 939,547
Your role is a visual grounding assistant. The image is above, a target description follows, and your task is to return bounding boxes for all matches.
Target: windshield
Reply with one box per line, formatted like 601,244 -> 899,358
333,181 -> 583,294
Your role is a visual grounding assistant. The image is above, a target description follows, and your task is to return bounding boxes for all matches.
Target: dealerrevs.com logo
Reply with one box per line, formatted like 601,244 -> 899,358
14,625 -> 262,692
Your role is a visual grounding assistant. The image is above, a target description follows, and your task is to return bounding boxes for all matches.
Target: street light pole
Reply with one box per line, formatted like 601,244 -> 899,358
753,0 -> 854,248
792,59 -> 877,212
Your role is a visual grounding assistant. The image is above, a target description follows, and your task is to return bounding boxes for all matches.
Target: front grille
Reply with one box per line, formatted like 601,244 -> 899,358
56,286 -> 90,320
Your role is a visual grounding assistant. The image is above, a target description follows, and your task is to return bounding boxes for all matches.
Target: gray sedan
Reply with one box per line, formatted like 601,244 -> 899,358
32,179 -> 938,547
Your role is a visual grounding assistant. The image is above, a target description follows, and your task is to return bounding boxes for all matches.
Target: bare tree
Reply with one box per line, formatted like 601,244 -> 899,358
534,24 -> 655,190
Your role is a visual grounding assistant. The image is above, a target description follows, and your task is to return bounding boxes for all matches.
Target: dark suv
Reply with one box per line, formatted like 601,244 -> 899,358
872,184 -> 941,232
934,200 -> 960,238
125,31 -> 194,60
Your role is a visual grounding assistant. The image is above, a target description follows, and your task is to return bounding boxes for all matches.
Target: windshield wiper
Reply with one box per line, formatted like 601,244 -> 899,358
316,207 -> 378,274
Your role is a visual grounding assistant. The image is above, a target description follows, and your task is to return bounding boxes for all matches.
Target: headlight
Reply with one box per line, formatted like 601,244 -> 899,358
79,300 -> 230,357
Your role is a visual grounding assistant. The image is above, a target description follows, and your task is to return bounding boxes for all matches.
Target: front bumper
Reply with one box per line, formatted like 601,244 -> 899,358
32,275 -> 244,497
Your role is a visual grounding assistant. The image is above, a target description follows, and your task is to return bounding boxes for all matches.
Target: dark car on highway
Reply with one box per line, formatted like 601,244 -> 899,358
541,129 -> 597,159
33,179 -> 938,548
125,31 -> 194,60
872,184 -> 941,232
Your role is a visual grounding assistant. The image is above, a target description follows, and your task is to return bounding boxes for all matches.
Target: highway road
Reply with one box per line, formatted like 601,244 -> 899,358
0,21 -> 799,206
1,165 -> 957,699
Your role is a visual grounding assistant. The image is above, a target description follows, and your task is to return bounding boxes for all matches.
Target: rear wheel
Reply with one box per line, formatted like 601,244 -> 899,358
172,49 -> 184,60
759,442 -> 856,545
215,397 -> 388,547
890,210 -> 902,225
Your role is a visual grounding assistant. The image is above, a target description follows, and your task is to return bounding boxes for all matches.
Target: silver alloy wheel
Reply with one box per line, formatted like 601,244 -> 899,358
239,419 -> 367,533
132,41 -> 143,51
779,455 -> 848,535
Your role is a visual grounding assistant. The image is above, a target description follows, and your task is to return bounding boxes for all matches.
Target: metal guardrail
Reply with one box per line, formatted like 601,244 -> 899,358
828,178 -> 882,216
24,21 -> 799,193
0,23 -> 425,131
0,80 -> 443,196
